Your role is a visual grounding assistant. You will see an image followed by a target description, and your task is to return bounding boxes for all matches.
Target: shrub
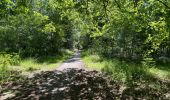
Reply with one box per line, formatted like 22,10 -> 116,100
0,52 -> 21,67
0,52 -> 21,84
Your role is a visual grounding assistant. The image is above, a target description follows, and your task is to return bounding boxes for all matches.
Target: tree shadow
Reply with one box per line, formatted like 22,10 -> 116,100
101,60 -> 170,99
21,50 -> 73,65
1,69 -> 119,100
36,55 -> 66,64
1,67 -> 170,100
155,63 -> 170,71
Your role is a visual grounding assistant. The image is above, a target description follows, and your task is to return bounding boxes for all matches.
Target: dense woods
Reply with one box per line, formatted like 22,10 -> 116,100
0,0 -> 170,61
78,0 -> 170,63
0,0 -> 170,99
0,0 -> 76,57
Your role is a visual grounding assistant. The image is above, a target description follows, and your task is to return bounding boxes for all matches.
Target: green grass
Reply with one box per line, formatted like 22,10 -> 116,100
0,50 -> 73,84
0,50 -> 74,82
82,51 -> 170,84
148,67 -> 170,82
18,57 -> 60,72
15,50 -> 74,72
0,49 -> 73,85
82,51 -> 170,98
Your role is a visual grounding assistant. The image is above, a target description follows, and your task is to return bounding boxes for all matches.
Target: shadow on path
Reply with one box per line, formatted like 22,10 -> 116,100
1,69 -> 119,100
57,51 -> 85,71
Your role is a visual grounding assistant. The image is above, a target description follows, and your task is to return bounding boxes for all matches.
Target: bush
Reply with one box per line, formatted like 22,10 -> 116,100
0,52 -> 21,84
0,52 -> 20,67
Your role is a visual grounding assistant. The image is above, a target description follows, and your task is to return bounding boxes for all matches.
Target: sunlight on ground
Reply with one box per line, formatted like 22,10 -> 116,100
10,51 -> 74,73
83,55 -> 105,71
149,68 -> 170,82
82,54 -> 170,83
0,50 -> 74,84
19,58 -> 61,71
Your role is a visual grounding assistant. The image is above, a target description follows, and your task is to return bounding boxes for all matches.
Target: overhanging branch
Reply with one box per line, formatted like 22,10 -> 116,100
157,0 -> 170,9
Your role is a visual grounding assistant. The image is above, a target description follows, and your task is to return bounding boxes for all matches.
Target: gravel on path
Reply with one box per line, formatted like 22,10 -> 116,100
57,51 -> 85,71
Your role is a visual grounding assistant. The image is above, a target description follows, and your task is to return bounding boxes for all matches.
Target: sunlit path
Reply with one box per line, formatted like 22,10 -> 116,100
57,51 -> 85,71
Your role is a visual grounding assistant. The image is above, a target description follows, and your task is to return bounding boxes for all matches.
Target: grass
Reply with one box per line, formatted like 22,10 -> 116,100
14,50 -> 74,72
82,51 -> 170,84
0,50 -> 74,84
148,67 -> 170,82
82,51 -> 170,98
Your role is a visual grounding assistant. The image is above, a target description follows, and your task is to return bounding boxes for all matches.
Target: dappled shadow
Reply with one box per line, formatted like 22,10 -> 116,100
64,51 -> 81,63
36,55 -> 67,64
1,69 -> 119,100
65,58 -> 81,63
30,51 -> 73,64
155,63 -> 170,71
1,68 -> 170,100
101,61 -> 170,100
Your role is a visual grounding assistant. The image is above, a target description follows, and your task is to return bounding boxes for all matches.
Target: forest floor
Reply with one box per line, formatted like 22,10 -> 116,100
1,51 -> 170,100
0,51 -> 120,100
81,51 -> 170,99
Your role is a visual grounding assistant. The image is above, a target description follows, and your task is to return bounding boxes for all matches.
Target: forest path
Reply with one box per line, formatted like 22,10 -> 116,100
57,51 -> 85,71
1,51 -> 120,100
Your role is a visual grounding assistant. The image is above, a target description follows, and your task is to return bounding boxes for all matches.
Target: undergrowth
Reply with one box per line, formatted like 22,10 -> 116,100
0,49 -> 73,84
82,50 -> 170,98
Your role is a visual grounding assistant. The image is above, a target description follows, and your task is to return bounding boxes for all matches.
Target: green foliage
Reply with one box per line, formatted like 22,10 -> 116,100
76,0 -> 170,63
0,1 -> 170,97
0,52 -> 21,84
0,0 -> 170,62
0,53 -> 20,67
0,69 -> 22,85
0,50 -> 73,84
19,49 -> 73,72
82,51 -> 170,84
82,51 -> 146,83
0,0 -> 78,57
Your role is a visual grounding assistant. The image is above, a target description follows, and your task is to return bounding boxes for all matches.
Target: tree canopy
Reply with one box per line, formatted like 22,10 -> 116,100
0,0 -> 170,61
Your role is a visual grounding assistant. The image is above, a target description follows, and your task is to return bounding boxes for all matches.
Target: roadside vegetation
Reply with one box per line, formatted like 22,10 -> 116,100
1,0 -> 170,99
82,50 -> 170,99
82,51 -> 170,83
0,0 -> 77,85
0,50 -> 73,84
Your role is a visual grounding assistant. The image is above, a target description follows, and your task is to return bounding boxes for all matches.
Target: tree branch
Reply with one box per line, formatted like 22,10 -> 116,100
157,0 -> 170,9
103,0 -> 108,18
113,0 -> 121,10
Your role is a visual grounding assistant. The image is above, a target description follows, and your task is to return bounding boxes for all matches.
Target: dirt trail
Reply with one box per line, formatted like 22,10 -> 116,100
57,51 -> 85,71
1,69 -> 119,100
1,51 -> 169,100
